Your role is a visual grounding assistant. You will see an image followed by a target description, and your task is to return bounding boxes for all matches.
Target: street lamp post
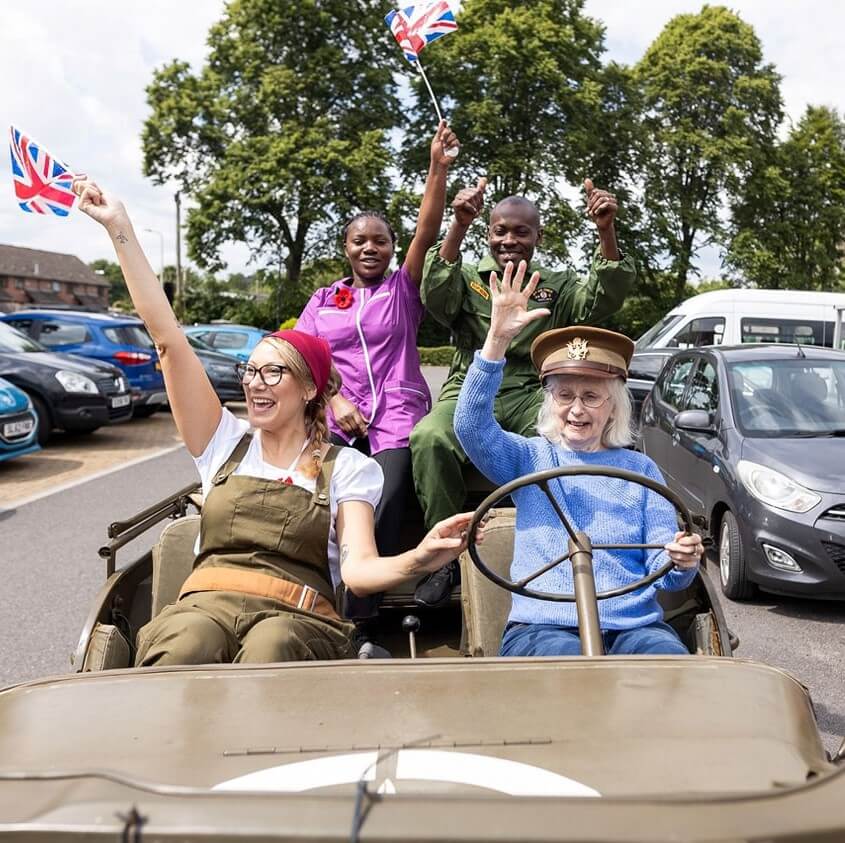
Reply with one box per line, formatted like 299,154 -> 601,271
143,228 -> 164,285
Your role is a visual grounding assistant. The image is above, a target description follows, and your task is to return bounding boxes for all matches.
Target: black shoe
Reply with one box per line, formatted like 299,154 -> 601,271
414,561 -> 458,608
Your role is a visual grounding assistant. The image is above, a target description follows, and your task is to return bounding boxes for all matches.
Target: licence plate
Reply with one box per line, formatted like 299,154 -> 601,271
3,420 -> 34,437
111,394 -> 131,408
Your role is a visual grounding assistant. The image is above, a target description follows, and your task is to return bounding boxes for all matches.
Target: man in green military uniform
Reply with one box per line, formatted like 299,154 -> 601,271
411,176 -> 637,606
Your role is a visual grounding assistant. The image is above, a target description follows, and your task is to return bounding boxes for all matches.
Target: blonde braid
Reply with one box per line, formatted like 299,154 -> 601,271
304,365 -> 341,478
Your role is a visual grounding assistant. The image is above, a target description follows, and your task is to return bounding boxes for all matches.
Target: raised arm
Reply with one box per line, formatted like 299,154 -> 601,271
75,180 -> 221,456
455,260 -> 551,483
402,121 -> 461,285
439,177 -> 487,263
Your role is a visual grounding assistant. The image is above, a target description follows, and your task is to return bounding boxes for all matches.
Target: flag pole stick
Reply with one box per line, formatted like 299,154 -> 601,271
414,58 -> 443,124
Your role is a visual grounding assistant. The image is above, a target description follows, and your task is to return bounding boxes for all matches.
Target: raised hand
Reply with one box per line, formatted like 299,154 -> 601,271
485,260 -> 550,352
452,177 -> 487,227
430,119 -> 460,167
72,178 -> 130,233
583,178 -> 618,231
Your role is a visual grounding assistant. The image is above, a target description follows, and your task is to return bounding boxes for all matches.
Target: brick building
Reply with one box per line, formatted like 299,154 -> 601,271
0,244 -> 109,313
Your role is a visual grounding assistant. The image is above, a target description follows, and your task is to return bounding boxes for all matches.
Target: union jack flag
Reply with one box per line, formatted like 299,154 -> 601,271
385,1 -> 458,63
9,125 -> 78,217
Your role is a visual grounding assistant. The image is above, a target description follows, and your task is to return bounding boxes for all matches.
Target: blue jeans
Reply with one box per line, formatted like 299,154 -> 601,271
500,620 -> 688,656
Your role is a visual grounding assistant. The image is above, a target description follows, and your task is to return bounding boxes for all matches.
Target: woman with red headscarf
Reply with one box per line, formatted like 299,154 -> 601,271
74,178 -> 477,665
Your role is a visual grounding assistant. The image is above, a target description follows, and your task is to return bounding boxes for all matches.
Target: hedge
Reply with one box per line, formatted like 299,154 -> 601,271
418,346 -> 455,366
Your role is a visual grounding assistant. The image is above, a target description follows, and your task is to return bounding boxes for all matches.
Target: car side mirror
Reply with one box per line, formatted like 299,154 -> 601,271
674,409 -> 714,434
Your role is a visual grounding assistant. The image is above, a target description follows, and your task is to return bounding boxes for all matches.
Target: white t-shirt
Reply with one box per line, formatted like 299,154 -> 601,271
193,408 -> 383,588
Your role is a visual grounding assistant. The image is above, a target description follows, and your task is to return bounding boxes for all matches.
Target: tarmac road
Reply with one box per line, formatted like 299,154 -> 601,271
1,369 -> 843,756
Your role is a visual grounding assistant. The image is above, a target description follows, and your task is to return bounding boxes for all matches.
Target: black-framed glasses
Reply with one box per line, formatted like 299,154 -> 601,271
235,362 -> 289,387
547,388 -> 610,409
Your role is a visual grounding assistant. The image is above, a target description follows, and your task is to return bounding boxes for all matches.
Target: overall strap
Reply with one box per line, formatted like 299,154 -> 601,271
312,444 -> 340,507
211,433 -> 253,486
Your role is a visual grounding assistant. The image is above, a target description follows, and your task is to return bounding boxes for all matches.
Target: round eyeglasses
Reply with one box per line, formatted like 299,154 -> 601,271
548,388 -> 610,409
235,362 -> 289,387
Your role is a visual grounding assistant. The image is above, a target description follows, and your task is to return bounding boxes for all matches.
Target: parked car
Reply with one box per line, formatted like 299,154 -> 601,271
0,376 -> 40,462
635,288 -> 845,352
184,333 -> 244,403
0,321 -> 132,445
183,323 -> 268,361
627,348 -> 677,424
638,344 -> 845,600
0,309 -> 167,417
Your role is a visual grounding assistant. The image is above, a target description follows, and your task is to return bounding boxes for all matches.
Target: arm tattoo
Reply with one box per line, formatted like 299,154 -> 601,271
114,231 -> 129,244
340,544 -> 349,565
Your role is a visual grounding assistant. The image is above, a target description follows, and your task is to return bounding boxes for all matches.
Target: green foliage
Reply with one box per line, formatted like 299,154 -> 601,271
400,0 -> 609,262
278,317 -> 297,331
143,0 -> 399,292
728,106 -> 845,290
635,5 -> 782,300
89,259 -> 127,304
418,346 -> 456,366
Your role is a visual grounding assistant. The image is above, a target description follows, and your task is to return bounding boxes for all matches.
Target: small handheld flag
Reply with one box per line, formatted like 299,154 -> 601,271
9,126 -> 81,217
385,2 -> 458,144
385,1 -> 457,64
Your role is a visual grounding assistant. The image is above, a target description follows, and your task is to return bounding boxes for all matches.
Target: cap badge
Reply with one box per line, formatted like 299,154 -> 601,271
566,337 -> 589,360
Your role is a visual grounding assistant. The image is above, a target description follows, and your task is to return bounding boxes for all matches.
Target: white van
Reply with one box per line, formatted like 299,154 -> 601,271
635,289 -> 845,351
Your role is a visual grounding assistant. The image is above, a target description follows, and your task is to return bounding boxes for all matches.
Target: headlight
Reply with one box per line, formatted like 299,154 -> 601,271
737,460 -> 821,513
55,370 -> 98,395
119,376 -> 129,392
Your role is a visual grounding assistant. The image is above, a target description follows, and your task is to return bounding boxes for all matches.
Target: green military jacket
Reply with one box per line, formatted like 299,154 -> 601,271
421,244 -> 637,400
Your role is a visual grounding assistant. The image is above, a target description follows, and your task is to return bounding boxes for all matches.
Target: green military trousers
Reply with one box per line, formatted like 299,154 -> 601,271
410,384 -> 544,529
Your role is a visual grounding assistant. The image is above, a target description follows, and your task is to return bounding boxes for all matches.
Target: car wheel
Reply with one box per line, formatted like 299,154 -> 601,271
28,394 -> 52,447
718,511 -> 755,600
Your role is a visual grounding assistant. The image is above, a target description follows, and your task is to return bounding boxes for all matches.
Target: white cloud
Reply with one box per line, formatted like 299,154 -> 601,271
1,1 -> 841,280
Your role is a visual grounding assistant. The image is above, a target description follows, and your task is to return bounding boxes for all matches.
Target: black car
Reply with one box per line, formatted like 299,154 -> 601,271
184,334 -> 243,403
627,348 -> 677,424
638,344 -> 845,600
0,322 -> 132,445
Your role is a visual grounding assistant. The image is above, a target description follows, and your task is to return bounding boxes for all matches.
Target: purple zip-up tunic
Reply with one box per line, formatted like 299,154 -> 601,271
296,265 -> 431,454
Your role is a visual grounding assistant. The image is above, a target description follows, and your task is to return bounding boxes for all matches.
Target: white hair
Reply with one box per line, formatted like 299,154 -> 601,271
536,375 -> 635,449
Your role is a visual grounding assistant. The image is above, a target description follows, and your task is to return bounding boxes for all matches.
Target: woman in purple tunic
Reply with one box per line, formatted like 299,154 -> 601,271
296,121 -> 459,558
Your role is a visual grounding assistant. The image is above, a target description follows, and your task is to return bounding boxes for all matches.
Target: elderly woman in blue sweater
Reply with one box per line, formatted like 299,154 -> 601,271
454,260 -> 704,656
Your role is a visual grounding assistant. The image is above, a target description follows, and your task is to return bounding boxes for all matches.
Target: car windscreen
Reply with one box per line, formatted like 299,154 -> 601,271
634,314 -> 683,350
0,321 -> 45,352
103,324 -> 156,349
728,357 -> 845,437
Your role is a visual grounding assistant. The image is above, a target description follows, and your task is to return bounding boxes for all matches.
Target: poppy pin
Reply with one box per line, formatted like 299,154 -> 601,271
333,287 -> 354,309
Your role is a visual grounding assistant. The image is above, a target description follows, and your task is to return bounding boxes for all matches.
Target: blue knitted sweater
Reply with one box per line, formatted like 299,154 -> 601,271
455,353 -> 697,630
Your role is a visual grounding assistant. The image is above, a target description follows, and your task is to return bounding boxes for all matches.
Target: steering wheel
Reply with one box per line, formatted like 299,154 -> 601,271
466,465 -> 693,603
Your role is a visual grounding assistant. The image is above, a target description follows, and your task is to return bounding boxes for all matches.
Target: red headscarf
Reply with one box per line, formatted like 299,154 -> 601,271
268,329 -> 332,395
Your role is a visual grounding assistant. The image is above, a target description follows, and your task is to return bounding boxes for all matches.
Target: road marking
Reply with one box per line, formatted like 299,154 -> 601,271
1,442 -> 187,511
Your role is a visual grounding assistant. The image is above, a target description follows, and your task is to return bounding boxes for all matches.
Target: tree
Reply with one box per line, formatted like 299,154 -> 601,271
399,0 -> 613,263
635,5 -> 782,302
89,259 -> 128,306
728,106 -> 845,290
142,0 -> 399,315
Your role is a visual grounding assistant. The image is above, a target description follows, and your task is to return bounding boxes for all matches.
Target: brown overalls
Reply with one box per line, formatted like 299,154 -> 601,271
135,435 -> 357,665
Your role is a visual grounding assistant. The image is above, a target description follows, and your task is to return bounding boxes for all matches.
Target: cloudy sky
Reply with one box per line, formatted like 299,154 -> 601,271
2,1 -> 842,279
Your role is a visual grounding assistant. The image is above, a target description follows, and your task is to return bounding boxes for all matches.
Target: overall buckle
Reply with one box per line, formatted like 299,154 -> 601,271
296,584 -> 319,612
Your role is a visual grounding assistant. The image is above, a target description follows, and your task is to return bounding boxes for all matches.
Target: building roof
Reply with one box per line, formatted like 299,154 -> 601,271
0,244 -> 109,288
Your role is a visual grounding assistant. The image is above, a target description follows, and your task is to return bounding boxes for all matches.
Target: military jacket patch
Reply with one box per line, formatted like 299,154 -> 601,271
530,286 -> 558,304
469,280 -> 490,300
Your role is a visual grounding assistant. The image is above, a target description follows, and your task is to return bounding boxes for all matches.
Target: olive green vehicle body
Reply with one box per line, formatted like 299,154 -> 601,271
0,480 -> 843,840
